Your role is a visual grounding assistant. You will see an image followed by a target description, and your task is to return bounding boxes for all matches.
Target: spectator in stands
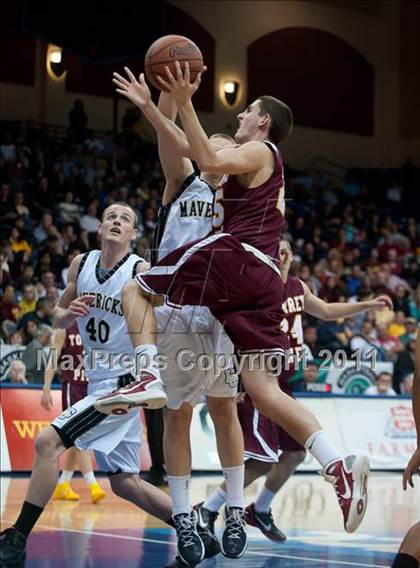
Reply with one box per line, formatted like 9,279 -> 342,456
393,338 -> 416,393
400,373 -> 413,395
20,319 -> 39,346
401,317 -> 418,346
68,99 -> 88,141
6,360 -> 27,384
17,298 -> 54,331
80,202 -> 100,234
303,327 -> 321,359
22,324 -> 53,383
349,321 -> 382,360
365,372 -> 397,396
34,212 -> 58,244
57,191 -> 81,224
9,227 -> 31,255
292,362 -> 320,392
1,285 -> 19,337
18,284 -> 37,317
9,330 -> 24,346
388,311 -> 407,338
376,323 -> 404,361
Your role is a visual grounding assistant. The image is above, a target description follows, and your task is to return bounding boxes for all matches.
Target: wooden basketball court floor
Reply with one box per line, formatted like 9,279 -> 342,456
1,472 -> 418,567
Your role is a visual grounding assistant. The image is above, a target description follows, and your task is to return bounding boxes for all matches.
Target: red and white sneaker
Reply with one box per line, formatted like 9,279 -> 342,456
93,373 -> 167,415
323,455 -> 369,533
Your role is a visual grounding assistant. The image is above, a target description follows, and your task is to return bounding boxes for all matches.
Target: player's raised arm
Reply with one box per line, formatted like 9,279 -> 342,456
54,255 -> 93,329
157,92 -> 194,203
112,68 -> 193,159
302,281 -> 393,321
403,328 -> 420,490
159,62 -> 271,176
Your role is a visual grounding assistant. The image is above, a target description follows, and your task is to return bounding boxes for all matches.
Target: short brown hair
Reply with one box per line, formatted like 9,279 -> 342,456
102,202 -> 139,228
258,96 -> 293,144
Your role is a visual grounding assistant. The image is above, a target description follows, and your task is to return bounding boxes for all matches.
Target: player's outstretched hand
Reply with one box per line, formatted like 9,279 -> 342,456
67,294 -> 94,320
113,67 -> 151,108
41,389 -> 54,411
366,295 -> 393,311
403,448 -> 420,490
157,61 -> 207,106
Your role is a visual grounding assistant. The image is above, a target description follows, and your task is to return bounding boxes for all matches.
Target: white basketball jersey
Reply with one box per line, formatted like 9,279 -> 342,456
76,250 -> 142,388
153,174 -> 213,263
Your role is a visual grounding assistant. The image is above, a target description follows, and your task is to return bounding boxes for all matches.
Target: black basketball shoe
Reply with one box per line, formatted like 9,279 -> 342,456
221,506 -> 247,559
194,503 -> 219,537
172,510 -> 204,566
245,503 -> 287,542
0,527 -> 27,566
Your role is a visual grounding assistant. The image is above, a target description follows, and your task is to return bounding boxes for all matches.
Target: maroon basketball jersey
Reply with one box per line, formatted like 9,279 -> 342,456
59,322 -> 87,383
280,276 -> 305,377
212,142 -> 286,258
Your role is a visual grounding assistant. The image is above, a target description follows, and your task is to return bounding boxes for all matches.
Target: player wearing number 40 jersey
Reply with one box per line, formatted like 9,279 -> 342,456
0,203 -> 175,567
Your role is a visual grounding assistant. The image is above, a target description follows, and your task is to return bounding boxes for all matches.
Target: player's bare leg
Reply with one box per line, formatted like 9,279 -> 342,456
246,451 -> 306,542
95,282 -> 167,414
205,396 -> 247,559
109,472 -> 172,521
391,522 -> 420,567
241,368 -> 369,534
163,404 -> 208,565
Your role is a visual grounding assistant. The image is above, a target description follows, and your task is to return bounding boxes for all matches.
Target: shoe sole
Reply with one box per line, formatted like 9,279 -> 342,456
94,393 -> 168,415
346,455 -> 370,533
245,514 -> 287,542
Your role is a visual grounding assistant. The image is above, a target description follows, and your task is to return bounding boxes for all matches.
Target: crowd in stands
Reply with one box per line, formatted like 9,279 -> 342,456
1,103 -> 419,394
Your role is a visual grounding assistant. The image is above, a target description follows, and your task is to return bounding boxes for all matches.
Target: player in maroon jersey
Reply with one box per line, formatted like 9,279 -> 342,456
42,323 -> 106,504
98,64 -> 392,536
199,239 -> 392,541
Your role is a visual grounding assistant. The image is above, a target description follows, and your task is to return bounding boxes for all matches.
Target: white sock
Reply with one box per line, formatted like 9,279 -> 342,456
223,465 -> 245,509
254,486 -> 276,513
203,487 -> 226,512
83,471 -> 96,486
304,431 -> 341,468
134,344 -> 161,381
58,470 -> 74,484
168,475 -> 191,517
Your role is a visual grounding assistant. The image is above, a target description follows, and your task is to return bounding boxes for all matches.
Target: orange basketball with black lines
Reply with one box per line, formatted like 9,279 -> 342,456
145,35 -> 203,91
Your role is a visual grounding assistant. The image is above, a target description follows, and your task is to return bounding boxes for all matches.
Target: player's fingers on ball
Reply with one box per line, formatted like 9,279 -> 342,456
157,75 -> 171,90
184,61 -> 190,82
139,73 -> 146,85
164,65 -> 176,83
175,60 -> 182,79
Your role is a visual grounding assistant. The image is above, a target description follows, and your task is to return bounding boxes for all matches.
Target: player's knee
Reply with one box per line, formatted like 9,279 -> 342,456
109,474 -> 136,499
207,397 -> 237,423
286,450 -> 306,466
35,427 -> 62,459
164,406 -> 192,432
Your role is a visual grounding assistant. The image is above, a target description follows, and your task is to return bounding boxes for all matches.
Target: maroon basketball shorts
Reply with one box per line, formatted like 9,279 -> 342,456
62,381 -> 88,411
137,233 -> 289,355
238,373 -> 304,462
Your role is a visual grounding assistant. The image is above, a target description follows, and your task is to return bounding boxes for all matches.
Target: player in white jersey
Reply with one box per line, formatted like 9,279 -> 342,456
0,203 -> 174,566
123,89 -> 246,565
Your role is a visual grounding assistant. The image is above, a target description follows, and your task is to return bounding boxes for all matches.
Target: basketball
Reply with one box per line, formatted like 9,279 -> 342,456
144,35 -> 203,91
